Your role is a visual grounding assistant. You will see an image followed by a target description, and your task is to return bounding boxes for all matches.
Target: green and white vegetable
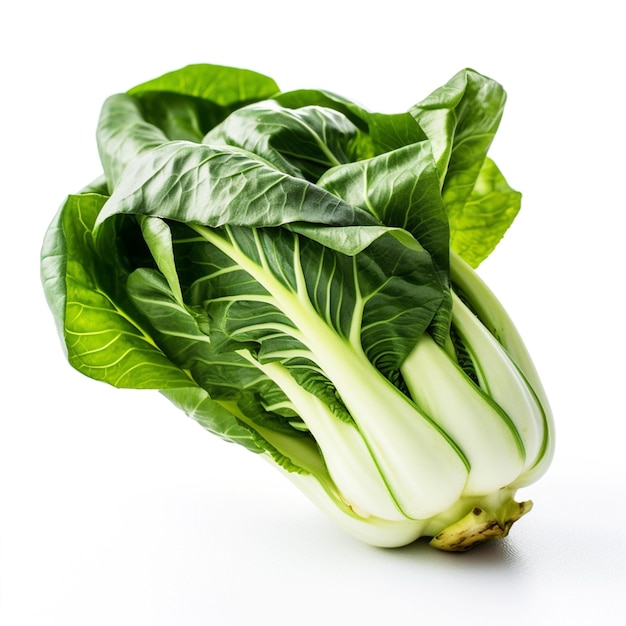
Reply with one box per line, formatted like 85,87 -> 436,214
41,64 -> 554,551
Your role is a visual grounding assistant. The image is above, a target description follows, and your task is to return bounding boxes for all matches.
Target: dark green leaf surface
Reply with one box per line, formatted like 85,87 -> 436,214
95,140 -> 379,229
204,101 -> 370,180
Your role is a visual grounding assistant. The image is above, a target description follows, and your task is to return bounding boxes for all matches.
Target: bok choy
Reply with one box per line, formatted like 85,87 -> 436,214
41,63 -> 554,551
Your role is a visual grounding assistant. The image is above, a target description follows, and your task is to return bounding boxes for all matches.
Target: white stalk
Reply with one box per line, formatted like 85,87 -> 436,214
237,350 -> 407,521
451,290 -> 545,471
450,251 -> 555,483
312,344 -> 468,519
401,333 -> 524,495
282,469 -> 426,548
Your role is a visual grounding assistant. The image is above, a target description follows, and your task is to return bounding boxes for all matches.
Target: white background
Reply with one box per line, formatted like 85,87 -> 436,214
2,1 -> 625,624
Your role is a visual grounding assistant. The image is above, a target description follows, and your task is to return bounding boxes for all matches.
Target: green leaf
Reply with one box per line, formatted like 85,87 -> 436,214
446,157 -> 521,267
409,68 -> 506,181
273,89 -> 427,155
317,141 -> 451,342
132,91 -> 233,143
125,266 -> 271,399
42,202 -> 69,341
98,63 -> 279,191
139,216 -> 184,303
97,94 -> 169,189
203,100 -> 370,181
95,140 -> 380,230
128,63 -> 280,106
318,141 -> 448,274
409,68 -> 520,265
161,386 -> 271,454
42,193 -> 192,389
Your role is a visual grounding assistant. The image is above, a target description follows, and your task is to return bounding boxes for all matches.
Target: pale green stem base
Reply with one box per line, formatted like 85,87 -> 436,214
429,499 -> 533,552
